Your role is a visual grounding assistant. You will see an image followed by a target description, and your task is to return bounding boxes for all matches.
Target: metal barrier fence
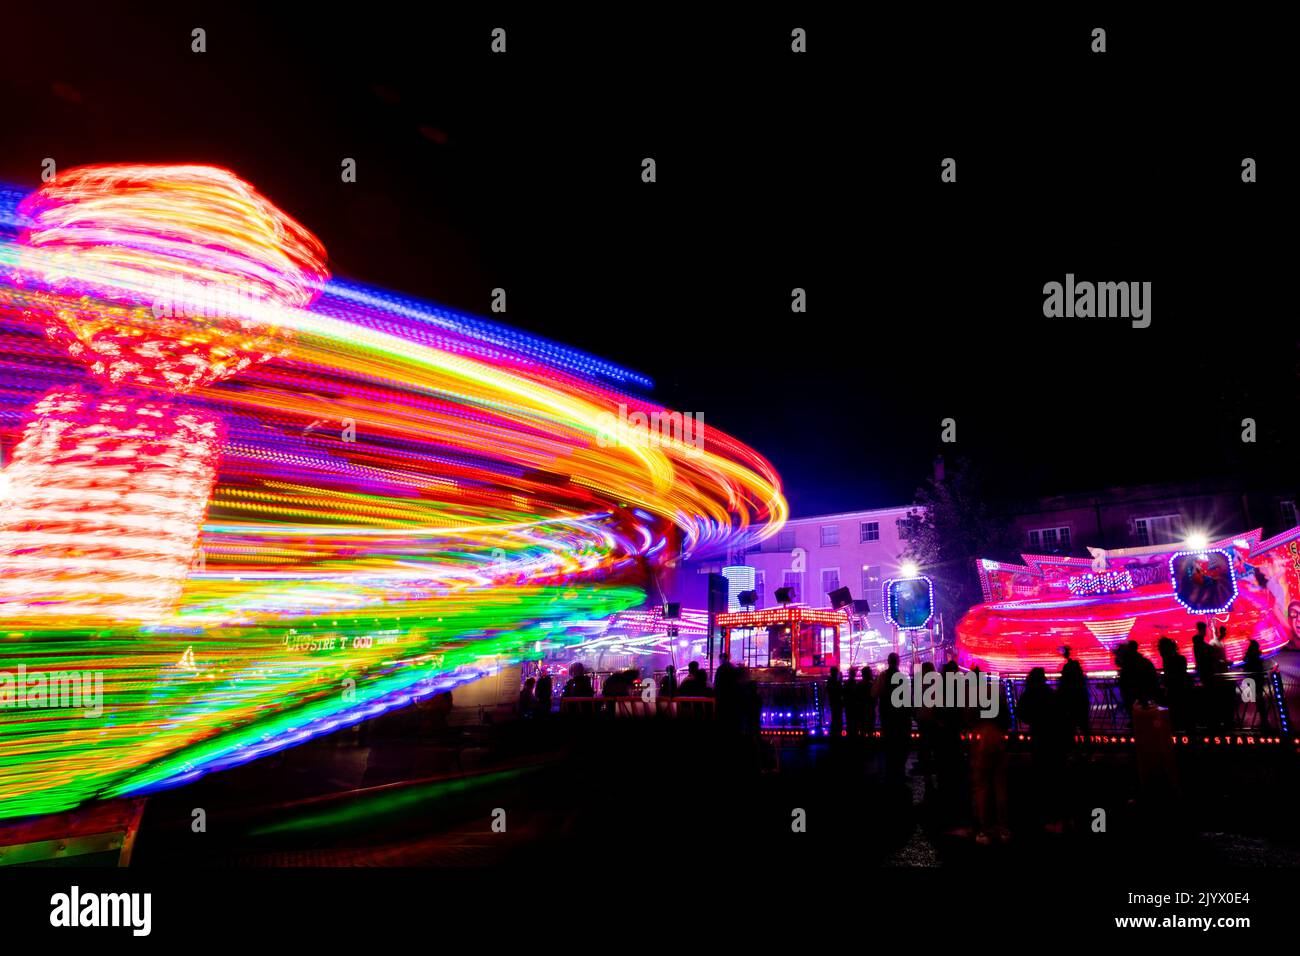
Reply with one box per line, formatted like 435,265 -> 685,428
1004,669 -> 1294,736
555,670 -> 1296,741
757,681 -> 825,734
558,696 -> 715,718
755,670 -> 1296,739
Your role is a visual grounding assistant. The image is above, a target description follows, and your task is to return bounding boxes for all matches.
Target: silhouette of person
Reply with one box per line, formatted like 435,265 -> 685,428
1241,638 -> 1273,732
1125,640 -> 1160,707
843,667 -> 860,738
518,677 -> 537,718
678,660 -> 707,696
861,665 -> 877,733
1214,626 -> 1236,729
715,652 -> 740,730
661,664 -> 678,698
826,666 -> 843,739
872,653 -> 911,787
562,662 -> 594,698
1058,646 -> 1089,738
600,670 -> 627,699
914,661 -> 939,777
971,685 -> 1011,845
535,672 -> 553,716
1157,636 -> 1191,732
1017,666 -> 1065,831
1192,622 -> 1214,685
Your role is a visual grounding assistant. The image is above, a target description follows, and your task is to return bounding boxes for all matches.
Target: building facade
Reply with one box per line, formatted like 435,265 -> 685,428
673,505 -> 917,638
1004,481 -> 1298,556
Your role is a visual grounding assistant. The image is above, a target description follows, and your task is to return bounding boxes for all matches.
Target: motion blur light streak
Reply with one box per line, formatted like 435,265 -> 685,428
0,165 -> 787,818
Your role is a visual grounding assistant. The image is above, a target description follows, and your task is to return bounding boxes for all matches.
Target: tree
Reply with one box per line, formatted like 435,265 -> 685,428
896,457 -> 1021,631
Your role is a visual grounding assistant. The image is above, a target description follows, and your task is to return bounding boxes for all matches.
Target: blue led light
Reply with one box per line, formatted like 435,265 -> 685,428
1068,569 -> 1134,596
1167,548 -> 1238,614
882,574 -> 935,630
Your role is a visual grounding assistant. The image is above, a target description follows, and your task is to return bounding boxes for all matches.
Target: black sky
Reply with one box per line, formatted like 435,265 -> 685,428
2,8 -> 1293,516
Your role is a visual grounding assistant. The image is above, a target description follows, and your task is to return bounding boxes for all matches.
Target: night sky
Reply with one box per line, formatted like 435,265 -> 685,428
3,9 -> 1292,516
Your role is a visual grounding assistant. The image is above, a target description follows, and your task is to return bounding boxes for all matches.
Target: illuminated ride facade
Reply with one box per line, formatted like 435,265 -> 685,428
955,527 -> 1300,676
0,166 -> 788,820
715,605 -> 849,678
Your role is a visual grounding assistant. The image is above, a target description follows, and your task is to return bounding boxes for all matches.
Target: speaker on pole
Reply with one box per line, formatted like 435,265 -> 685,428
828,586 -> 852,610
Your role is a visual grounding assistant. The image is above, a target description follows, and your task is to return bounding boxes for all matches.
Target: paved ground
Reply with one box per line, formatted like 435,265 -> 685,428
131,708 -> 1300,868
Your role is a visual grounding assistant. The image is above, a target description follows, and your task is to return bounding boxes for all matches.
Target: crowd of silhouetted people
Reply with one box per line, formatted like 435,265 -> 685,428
516,653 -> 764,734
820,627 -> 1280,845
514,627 -> 1280,845
1112,623 -> 1276,733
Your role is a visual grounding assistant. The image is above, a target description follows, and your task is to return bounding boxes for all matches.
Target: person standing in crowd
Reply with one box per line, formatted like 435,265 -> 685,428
843,667 -> 860,738
535,671 -> 553,717
1191,622 -> 1215,728
1214,626 -> 1236,730
562,662 -> 594,698
677,660 -> 708,696
861,665 -> 877,734
599,669 -> 625,699
872,653 -> 911,788
714,652 -> 740,730
1115,643 -> 1135,718
1058,646 -> 1090,737
1241,638 -> 1273,731
1127,641 -> 1160,707
518,676 -> 537,718
1016,667 -> 1065,832
932,660 -> 968,828
1192,622 -> 1214,684
970,677 -> 1011,845
661,663 -> 678,699
1157,636 -> 1191,732
914,661 -> 939,779
826,666 -> 843,740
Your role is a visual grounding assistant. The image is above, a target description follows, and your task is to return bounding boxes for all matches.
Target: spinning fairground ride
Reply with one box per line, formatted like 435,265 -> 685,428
0,165 -> 787,825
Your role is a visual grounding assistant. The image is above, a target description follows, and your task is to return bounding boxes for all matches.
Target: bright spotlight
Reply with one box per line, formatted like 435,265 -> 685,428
1185,532 -> 1209,551
900,560 -> 919,578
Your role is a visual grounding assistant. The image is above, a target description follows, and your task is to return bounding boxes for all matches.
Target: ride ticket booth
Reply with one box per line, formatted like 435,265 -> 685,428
715,606 -> 848,679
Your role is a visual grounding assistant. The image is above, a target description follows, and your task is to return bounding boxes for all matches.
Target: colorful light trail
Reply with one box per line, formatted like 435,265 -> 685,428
0,166 -> 787,819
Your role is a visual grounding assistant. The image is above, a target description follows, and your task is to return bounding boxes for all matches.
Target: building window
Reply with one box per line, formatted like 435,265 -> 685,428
860,521 -> 880,542
781,571 -> 801,604
1134,514 -> 1181,547
754,571 -> 766,609
1281,501 -> 1297,528
1028,526 -> 1070,551
777,529 -> 796,551
820,568 -> 840,601
862,565 -> 880,602
820,525 -> 839,547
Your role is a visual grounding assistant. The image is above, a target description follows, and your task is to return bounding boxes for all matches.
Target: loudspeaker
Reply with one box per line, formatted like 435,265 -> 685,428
828,586 -> 852,609
662,602 -> 681,620
736,589 -> 758,607
852,599 -> 872,615
774,586 -> 793,604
